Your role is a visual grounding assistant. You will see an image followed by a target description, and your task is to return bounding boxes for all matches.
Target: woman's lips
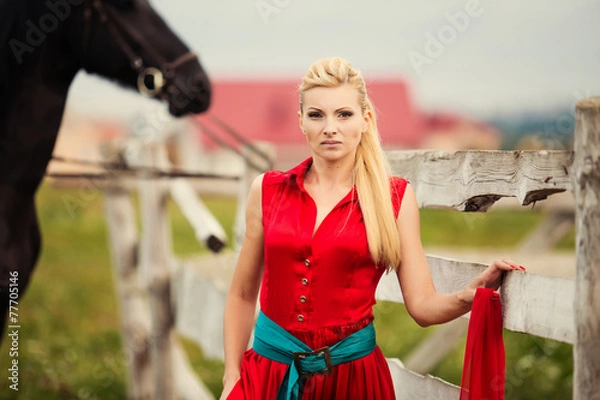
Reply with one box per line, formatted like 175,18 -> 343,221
321,140 -> 341,145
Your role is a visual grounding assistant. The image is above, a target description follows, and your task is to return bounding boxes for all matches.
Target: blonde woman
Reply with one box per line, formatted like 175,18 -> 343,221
220,57 -> 522,400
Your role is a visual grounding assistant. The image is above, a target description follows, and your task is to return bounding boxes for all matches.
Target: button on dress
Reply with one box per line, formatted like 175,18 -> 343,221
228,157 -> 408,400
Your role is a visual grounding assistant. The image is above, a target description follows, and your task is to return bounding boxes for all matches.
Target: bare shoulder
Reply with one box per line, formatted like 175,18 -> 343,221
246,173 -> 265,211
249,173 -> 265,194
398,182 -> 419,221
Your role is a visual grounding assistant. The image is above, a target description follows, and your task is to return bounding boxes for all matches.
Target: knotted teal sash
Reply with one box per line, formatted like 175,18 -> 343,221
252,311 -> 376,400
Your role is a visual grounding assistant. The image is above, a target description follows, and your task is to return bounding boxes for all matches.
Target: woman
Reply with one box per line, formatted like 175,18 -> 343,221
221,57 -> 523,399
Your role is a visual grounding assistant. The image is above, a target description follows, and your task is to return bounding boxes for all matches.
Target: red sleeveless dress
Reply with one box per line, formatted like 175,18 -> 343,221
228,158 -> 408,400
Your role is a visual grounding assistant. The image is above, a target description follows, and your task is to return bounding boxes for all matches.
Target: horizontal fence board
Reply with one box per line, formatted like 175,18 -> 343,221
386,358 -> 460,399
501,269 -> 575,343
386,150 -> 574,211
376,255 -> 575,343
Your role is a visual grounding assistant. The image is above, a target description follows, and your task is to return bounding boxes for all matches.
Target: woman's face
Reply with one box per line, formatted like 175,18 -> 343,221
299,84 -> 370,164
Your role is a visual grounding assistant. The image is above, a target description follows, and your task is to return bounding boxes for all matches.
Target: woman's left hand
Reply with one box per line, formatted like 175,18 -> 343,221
463,259 -> 525,303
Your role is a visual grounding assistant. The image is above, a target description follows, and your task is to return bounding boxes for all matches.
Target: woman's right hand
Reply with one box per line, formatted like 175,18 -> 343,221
219,376 -> 240,400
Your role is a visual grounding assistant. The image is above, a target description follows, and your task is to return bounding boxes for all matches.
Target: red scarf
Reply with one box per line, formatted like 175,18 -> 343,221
460,288 -> 505,400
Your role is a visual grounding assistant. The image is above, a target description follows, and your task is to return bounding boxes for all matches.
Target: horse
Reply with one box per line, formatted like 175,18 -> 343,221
0,0 -> 212,338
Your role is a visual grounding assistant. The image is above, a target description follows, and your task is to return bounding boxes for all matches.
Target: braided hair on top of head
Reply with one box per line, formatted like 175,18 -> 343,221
299,57 -> 402,271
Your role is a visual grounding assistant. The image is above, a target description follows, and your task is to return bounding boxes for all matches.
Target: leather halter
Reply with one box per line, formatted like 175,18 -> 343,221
82,0 -> 199,99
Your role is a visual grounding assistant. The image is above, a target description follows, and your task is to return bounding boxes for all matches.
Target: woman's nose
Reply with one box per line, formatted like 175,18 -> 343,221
323,118 -> 337,135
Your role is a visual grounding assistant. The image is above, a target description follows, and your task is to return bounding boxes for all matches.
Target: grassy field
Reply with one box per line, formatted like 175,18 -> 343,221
0,183 -> 573,399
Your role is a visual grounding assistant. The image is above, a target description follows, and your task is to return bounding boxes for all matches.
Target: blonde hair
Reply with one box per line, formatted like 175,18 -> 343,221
299,57 -> 401,271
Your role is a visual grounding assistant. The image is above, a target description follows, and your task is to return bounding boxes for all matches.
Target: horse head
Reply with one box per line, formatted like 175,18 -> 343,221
67,0 -> 211,116
0,0 -> 214,341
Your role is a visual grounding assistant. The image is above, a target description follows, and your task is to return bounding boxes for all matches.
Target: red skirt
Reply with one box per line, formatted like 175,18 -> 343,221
227,319 -> 396,400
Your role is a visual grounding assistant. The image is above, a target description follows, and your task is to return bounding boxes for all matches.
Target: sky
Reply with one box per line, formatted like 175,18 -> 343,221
64,0 -> 600,121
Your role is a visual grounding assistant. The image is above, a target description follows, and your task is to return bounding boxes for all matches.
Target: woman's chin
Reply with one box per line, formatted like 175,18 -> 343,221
313,150 -> 355,163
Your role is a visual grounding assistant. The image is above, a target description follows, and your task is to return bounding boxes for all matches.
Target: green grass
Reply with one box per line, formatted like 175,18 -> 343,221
0,184 -> 573,399
556,227 -> 576,251
419,208 -> 546,248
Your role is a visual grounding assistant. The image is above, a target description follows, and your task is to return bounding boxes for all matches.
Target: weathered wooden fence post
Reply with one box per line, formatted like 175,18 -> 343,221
104,186 -> 155,400
137,141 -> 176,400
573,97 -> 600,400
104,129 -> 218,399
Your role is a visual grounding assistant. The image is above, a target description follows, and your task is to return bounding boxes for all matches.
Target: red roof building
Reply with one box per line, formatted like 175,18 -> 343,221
196,79 -> 424,149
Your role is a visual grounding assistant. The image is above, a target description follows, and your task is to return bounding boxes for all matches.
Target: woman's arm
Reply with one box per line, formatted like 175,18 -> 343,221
395,183 -> 521,327
221,174 -> 266,393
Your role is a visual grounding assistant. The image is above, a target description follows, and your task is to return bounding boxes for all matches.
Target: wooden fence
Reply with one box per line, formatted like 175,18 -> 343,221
103,97 -> 599,399
376,98 -> 599,398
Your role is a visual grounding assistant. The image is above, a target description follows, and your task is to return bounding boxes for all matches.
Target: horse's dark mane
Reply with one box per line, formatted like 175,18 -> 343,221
0,0 -> 141,105
0,0 -> 39,105
0,1 -> 29,51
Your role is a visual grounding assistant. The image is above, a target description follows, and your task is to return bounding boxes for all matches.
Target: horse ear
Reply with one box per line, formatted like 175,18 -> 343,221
104,0 -> 135,10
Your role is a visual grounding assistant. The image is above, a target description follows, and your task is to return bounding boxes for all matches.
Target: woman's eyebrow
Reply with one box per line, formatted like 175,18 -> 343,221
306,106 -> 354,112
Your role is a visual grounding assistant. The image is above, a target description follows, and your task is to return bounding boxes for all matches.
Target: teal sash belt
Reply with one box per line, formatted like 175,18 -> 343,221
252,311 -> 376,400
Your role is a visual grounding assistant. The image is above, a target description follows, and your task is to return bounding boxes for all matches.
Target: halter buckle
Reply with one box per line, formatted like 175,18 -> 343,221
137,67 -> 165,97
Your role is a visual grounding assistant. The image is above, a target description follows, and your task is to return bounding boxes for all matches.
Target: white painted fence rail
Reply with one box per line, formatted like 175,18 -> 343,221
376,255 -> 576,344
387,358 -> 460,400
387,149 -> 573,210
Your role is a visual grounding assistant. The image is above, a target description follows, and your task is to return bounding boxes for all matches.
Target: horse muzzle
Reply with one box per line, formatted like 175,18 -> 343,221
166,74 -> 211,116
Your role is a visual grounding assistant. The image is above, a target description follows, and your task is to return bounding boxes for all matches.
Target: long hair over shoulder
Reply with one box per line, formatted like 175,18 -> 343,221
299,57 -> 401,271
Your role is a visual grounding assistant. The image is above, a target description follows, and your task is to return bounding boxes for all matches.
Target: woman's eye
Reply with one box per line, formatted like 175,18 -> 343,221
339,111 -> 353,118
308,112 -> 322,118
